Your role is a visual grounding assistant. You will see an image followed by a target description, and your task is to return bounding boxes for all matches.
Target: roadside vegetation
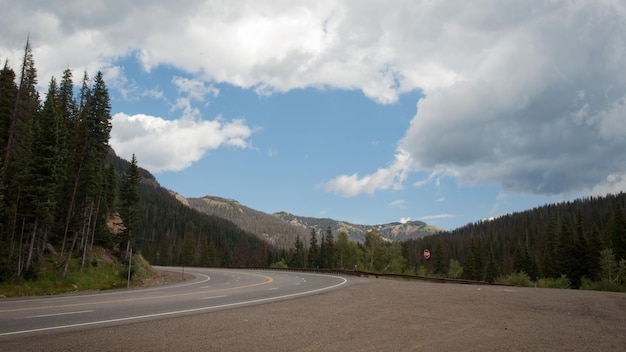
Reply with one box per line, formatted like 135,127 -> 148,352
0,247 -> 154,297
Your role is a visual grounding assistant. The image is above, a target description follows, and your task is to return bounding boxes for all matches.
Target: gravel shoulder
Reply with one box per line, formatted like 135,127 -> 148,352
4,273 -> 626,351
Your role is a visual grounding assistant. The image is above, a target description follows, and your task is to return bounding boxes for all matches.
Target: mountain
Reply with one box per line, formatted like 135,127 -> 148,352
273,211 -> 443,243
107,151 -> 272,267
183,195 -> 443,247
184,196 -> 308,248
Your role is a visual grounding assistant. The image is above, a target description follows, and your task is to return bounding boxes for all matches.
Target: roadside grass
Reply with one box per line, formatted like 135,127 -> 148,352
0,247 -> 154,297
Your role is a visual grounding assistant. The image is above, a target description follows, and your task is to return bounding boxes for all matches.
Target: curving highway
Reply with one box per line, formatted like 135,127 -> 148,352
0,267 -> 347,339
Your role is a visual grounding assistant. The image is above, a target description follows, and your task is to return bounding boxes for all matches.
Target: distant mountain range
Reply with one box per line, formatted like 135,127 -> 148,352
177,195 -> 443,248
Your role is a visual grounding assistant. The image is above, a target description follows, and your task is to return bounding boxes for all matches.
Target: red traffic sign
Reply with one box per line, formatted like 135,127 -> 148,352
423,249 -> 431,260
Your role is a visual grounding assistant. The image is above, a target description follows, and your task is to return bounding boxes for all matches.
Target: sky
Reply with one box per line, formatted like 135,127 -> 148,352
1,1 -> 626,231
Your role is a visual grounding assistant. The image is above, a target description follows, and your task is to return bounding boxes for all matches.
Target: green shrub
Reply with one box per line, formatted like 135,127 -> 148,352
580,277 -> 626,292
495,272 -> 534,287
270,259 -> 288,269
537,275 -> 571,289
447,259 -> 463,279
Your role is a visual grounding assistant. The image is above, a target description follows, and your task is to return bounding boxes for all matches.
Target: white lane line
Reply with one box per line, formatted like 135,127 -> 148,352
26,310 -> 94,319
0,271 -> 212,305
268,287 -> 279,290
198,295 -> 227,300
0,275 -> 348,337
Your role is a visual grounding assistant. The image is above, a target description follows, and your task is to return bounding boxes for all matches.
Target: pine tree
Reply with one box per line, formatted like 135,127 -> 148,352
22,77 -> 63,272
290,235 -> 305,268
323,226 -> 335,268
119,154 -> 141,259
308,229 -> 319,268
1,39 -> 39,280
0,61 -> 18,278
611,204 -> 626,262
432,239 -> 447,275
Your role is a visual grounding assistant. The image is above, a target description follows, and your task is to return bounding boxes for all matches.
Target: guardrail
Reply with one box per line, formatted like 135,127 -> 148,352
237,267 -> 513,286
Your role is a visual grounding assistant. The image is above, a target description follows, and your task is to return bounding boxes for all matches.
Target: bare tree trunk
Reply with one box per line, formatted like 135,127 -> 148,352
89,199 -> 100,252
80,201 -> 94,272
8,189 -> 22,259
61,224 -> 80,279
24,218 -> 38,272
16,218 -> 25,280
60,160 -> 83,258
125,234 -> 131,261
38,228 -> 48,263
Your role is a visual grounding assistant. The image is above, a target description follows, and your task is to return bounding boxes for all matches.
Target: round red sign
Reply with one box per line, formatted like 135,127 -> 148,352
423,249 -> 431,260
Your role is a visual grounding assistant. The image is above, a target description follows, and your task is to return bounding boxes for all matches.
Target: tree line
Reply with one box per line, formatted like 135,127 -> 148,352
0,40 -> 273,284
0,39 -> 146,283
274,192 -> 626,290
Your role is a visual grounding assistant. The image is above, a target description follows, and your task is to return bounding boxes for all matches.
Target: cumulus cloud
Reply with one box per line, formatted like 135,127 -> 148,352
324,149 -> 412,197
400,1 -> 626,196
2,1 -> 625,197
110,113 -> 252,172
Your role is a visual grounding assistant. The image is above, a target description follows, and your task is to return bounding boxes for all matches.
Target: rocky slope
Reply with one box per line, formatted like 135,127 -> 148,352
181,195 -> 443,247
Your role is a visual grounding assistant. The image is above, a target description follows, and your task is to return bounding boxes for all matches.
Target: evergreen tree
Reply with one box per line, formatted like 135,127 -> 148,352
180,231 -> 196,266
320,226 -> 335,268
611,204 -> 626,262
462,237 -> 484,280
307,229 -> 319,268
290,235 -> 305,268
432,239 -> 447,275
1,39 -> 39,280
119,154 -> 141,259
540,216 -> 559,278
21,77 -> 63,272
0,62 -> 18,278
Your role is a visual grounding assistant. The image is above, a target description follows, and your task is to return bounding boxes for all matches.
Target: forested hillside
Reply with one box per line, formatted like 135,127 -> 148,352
270,193 -> 625,290
0,40 -> 271,285
110,158 -> 272,268
403,193 -> 626,289
186,196 -> 308,249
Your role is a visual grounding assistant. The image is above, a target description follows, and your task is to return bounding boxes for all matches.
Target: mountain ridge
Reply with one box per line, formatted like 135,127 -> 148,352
181,195 -> 443,247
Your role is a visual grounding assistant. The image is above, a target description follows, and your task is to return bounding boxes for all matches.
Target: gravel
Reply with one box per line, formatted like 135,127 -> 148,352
3,275 -> 625,351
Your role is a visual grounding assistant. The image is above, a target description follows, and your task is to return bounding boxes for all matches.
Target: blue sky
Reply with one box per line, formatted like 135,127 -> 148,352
2,1 -> 625,230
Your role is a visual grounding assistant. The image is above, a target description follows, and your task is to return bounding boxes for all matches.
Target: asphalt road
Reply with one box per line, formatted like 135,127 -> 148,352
2,269 -> 625,351
0,267 -> 347,339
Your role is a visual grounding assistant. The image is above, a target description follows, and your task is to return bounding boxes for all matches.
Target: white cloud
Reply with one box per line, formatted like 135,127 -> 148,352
172,76 -> 219,103
2,1 -> 625,197
110,113 -> 252,172
419,214 -> 457,221
399,217 -> 411,224
389,200 -> 406,208
324,149 -> 412,197
399,1 -> 626,196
